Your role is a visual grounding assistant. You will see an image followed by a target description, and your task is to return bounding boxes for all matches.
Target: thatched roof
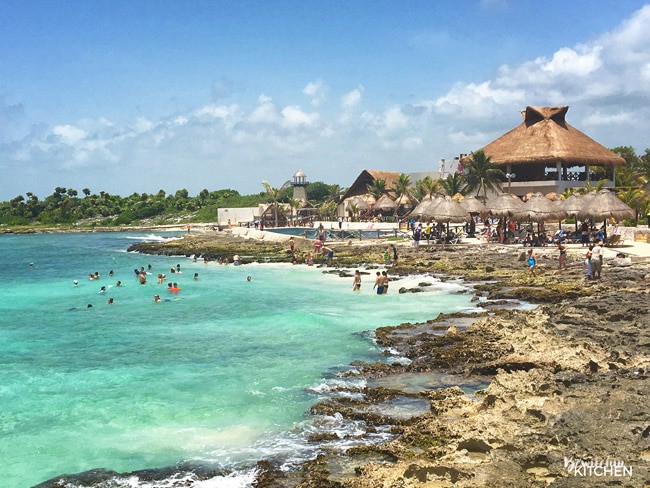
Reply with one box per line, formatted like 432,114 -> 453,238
339,170 -> 402,201
373,194 -> 398,211
486,193 -> 524,218
578,190 -> 634,221
460,195 -> 487,215
476,106 -> 625,167
514,192 -> 567,222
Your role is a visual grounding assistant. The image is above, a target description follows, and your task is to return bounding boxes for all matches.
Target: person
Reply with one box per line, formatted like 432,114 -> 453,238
352,270 -> 361,291
306,252 -> 314,266
381,271 -> 389,294
585,245 -> 594,279
591,240 -> 603,279
169,282 -> 181,293
527,249 -> 537,275
99,286 -> 107,294
73,280 -> 79,286
139,272 -> 147,285
391,244 -> 398,266
233,255 -> 241,265
413,224 -> 422,250
176,264 -> 182,273
313,237 -> 323,255
373,272 -> 384,294
154,294 -> 161,303
580,221 -> 590,246
246,276 -> 252,282
107,297 -> 114,305
116,280 -> 122,287
557,242 -> 567,270
193,272 -> 199,280
485,221 -> 492,243
109,270 -> 114,277
338,216 -> 343,229
383,248 -> 391,266
323,246 -> 334,264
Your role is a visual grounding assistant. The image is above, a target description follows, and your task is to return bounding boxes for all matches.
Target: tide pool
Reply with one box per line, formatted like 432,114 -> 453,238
0,232 -> 475,487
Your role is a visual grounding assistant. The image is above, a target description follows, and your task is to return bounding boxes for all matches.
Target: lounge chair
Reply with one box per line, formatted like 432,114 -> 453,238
606,234 -> 623,247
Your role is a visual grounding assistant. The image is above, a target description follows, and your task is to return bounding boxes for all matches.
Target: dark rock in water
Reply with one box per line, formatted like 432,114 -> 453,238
418,282 -> 432,287
399,287 -> 424,294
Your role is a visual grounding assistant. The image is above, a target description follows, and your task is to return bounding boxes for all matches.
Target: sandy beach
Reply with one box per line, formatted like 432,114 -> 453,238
103,228 -> 650,487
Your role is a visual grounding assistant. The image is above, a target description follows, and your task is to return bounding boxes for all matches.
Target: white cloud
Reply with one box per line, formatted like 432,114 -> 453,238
249,96 -> 279,124
341,86 -> 364,109
303,80 -> 327,106
52,124 -> 86,144
581,111 -> 633,126
280,105 -> 320,129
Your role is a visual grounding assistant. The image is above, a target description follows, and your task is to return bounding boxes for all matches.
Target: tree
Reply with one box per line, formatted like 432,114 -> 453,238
262,181 -> 282,227
440,173 -> 467,197
327,184 -> 344,204
413,176 -> 440,201
306,181 -> 331,203
392,173 -> 411,200
366,179 -> 387,200
462,150 -> 505,200
82,188 -> 91,197
617,187 -> 646,221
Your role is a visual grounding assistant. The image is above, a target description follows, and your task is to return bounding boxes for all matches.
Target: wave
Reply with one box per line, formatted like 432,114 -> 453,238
124,234 -> 183,243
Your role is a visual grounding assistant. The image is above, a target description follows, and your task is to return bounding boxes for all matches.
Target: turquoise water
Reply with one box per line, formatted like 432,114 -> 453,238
0,232 -> 474,487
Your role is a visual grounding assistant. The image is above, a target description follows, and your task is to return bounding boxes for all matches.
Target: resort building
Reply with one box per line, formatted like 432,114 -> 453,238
470,106 -> 625,196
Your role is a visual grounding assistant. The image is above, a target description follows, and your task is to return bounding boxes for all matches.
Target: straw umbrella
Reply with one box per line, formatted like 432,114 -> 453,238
514,193 -> 567,222
427,195 -> 469,236
578,189 -> 634,240
460,195 -> 486,236
410,195 -> 444,220
485,193 -> 524,243
514,192 -> 567,241
372,195 -> 398,214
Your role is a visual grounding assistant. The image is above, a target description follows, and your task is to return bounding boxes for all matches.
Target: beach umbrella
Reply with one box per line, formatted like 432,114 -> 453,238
513,192 -> 567,223
347,195 -> 370,210
432,196 -> 470,222
409,195 -> 444,220
486,193 -> 524,218
560,193 -> 582,217
578,189 -> 634,222
372,194 -> 398,212
460,195 -> 487,215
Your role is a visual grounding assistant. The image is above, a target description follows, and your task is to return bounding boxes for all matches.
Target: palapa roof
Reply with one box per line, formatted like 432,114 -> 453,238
514,192 -> 567,222
373,194 -> 398,211
340,170 -> 402,201
476,106 -> 625,167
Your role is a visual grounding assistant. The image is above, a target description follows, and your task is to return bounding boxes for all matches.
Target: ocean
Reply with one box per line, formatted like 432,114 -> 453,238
0,232 -> 475,487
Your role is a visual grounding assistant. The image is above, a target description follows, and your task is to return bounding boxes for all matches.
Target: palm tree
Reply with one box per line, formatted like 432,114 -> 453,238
413,176 -> 441,202
392,173 -> 411,200
578,178 -> 610,194
288,197 -> 301,223
327,184 -> 344,204
462,150 -> 505,201
617,187 -> 646,221
440,173 -> 467,197
347,202 -> 359,221
366,179 -> 387,201
262,181 -> 283,227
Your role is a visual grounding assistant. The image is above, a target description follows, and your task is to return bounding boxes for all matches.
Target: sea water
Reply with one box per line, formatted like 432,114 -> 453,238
0,232 -> 475,487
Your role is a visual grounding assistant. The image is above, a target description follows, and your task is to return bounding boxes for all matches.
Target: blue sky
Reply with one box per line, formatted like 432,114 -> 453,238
1,0 -> 649,199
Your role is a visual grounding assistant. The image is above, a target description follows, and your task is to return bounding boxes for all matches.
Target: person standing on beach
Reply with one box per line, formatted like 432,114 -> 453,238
391,244 -> 398,266
288,237 -> 296,259
557,241 -> 567,270
413,224 -> 422,250
527,249 -> 537,275
313,237 -> 323,255
373,272 -> 383,294
352,270 -> 361,291
585,245 -> 594,279
591,240 -> 603,279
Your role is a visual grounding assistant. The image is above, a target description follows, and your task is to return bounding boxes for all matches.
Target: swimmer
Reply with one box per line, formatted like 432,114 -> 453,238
116,280 -> 122,287
29,262 -> 34,267
87,304 -> 93,308
154,294 -> 161,303
99,286 -> 107,294
193,273 -> 199,280
109,270 -> 114,277
107,297 -> 114,304
352,270 -> 361,291
246,276 -> 252,282
176,264 -> 181,273
73,280 -> 79,286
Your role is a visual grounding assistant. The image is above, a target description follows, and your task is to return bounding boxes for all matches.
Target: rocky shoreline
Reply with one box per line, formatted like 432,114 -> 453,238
43,232 -> 649,487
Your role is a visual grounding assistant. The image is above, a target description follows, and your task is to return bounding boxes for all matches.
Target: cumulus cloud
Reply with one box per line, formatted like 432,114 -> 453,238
303,79 -> 328,106
341,86 -> 364,109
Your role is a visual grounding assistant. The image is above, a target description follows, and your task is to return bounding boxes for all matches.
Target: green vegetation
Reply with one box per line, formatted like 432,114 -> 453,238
0,181 -> 343,227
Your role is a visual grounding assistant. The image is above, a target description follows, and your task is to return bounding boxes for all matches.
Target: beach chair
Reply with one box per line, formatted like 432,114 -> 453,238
606,234 -> 623,247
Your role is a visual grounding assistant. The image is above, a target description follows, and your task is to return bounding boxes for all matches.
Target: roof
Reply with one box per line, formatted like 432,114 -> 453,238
340,169 -> 402,201
294,169 -> 306,177
476,106 -> 626,167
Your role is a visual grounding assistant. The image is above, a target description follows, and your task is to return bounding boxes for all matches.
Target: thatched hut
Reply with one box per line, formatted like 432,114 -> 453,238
472,106 -> 625,196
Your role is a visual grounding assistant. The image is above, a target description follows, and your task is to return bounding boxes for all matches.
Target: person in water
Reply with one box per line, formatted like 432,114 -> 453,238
352,270 -> 361,291
107,297 -> 114,305
381,271 -> 389,294
154,294 -> 161,303
193,273 -> 199,280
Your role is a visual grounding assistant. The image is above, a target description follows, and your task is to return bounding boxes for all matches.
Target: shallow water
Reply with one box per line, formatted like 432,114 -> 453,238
0,232 -> 476,486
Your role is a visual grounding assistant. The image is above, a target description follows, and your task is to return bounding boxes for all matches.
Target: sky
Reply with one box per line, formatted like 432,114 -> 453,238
1,0 -> 650,200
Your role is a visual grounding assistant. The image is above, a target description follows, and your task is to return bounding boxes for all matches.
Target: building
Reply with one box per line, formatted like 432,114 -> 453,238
470,106 -> 625,196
